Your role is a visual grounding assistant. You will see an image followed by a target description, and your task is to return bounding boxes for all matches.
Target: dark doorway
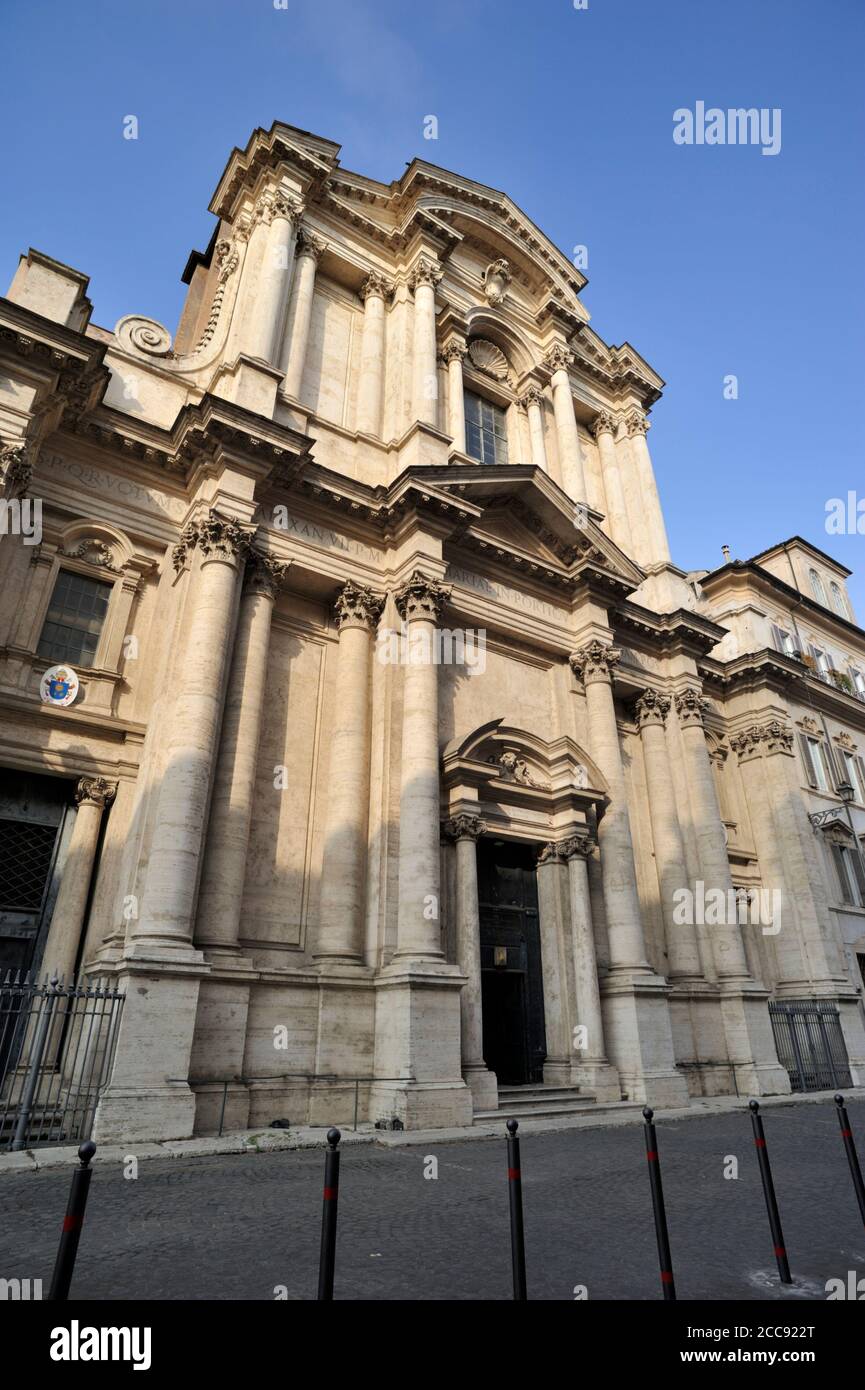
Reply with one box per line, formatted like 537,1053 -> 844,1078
478,839 -> 546,1084
0,770 -> 76,974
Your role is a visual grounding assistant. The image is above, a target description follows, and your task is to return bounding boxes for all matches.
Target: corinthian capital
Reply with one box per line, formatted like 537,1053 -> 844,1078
333,579 -> 386,631
394,570 -> 450,624
674,687 -> 710,726
443,813 -> 484,843
543,343 -> 573,374
590,411 -> 616,440
754,718 -> 794,755
440,338 -> 468,365
409,257 -> 442,292
558,835 -> 596,862
0,440 -> 34,496
569,640 -> 621,684
245,551 -> 289,599
172,510 -> 253,572
359,270 -> 394,302
297,228 -> 327,263
625,409 -> 649,437
635,689 -> 671,729
76,776 -> 117,808
518,384 -> 545,410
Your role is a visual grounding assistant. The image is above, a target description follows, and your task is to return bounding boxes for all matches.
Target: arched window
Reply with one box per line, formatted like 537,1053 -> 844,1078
809,569 -> 827,607
829,582 -> 848,618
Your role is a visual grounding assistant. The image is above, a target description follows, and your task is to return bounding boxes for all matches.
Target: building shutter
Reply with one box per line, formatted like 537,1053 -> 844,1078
851,848 -> 865,905
830,844 -> 854,904
798,733 -> 819,788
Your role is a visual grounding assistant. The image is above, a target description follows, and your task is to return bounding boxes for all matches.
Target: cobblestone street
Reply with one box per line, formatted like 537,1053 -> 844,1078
2,1099 -> 864,1301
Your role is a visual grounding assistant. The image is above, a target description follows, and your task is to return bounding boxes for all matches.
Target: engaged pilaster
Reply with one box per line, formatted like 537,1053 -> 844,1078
42,777 -> 117,981
443,814 -> 497,1107
569,641 -> 650,974
441,339 -> 468,453
394,570 -> 449,960
410,258 -> 442,428
635,690 -> 702,982
518,385 -> 549,472
591,412 -> 633,553
195,550 -> 289,954
625,409 -> 671,568
315,580 -> 385,964
132,511 -> 251,953
282,228 -> 325,399
544,345 -> 587,501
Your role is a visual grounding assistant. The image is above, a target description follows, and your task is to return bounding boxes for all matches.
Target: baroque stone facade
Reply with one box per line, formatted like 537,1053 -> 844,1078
1,122 -> 864,1141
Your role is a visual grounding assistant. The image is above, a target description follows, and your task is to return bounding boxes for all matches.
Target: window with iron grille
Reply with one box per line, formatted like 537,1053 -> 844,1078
465,391 -> 509,465
37,571 -> 111,668
0,819 -> 58,911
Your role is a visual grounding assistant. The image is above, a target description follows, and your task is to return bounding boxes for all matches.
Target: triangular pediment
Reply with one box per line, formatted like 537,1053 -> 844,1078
402,463 -> 645,588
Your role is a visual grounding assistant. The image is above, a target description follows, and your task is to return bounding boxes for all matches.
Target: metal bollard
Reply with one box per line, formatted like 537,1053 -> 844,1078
48,1141 -> 96,1301
642,1107 -> 676,1300
506,1119 -> 527,1300
834,1094 -> 865,1228
317,1127 -> 341,1300
748,1100 -> 792,1285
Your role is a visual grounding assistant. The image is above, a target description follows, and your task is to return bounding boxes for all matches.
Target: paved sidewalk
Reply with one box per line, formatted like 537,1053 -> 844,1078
1,1093 -> 863,1300
0,1085 -> 860,1172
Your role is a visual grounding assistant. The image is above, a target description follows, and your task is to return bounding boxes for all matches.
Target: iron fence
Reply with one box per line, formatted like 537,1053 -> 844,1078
0,972 -> 125,1151
769,999 -> 852,1092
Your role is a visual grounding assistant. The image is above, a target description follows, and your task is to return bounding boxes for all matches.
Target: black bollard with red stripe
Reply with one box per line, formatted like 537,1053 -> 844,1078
642,1107 -> 676,1300
506,1119 -> 527,1300
317,1127 -> 341,1301
48,1140 -> 96,1301
834,1094 -> 865,1228
749,1100 -> 792,1284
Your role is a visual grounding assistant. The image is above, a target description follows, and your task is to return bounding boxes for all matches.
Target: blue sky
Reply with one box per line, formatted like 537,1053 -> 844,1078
3,0 -> 863,611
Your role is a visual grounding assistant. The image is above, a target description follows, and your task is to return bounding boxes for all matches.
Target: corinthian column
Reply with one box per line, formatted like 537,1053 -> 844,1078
282,229 -> 324,399
673,688 -> 750,982
592,412 -> 633,554
132,511 -> 251,952
558,835 -> 621,1099
625,410 -> 671,568
42,777 -> 116,981
394,571 -> 448,959
410,258 -> 442,428
518,385 -> 548,472
569,642 -> 650,973
195,551 -> 288,954
243,191 -> 303,366
635,690 -> 702,981
443,814 -> 497,1107
441,340 -> 467,453
545,345 -> 587,501
315,581 -> 385,963
355,272 -> 392,437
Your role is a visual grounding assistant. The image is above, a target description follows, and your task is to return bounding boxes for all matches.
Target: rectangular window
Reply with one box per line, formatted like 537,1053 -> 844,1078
37,570 -> 112,668
800,733 -> 835,791
831,844 -> 865,908
850,667 -> 865,698
840,749 -> 865,804
465,391 -> 509,466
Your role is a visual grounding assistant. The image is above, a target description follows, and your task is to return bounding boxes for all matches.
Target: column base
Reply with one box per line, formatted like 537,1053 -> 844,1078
600,969 -> 690,1107
718,981 -> 791,1097
91,955 -> 207,1143
569,1059 -> 621,1102
542,1058 -> 573,1086
462,1062 -> 499,1112
314,967 -> 375,1078
189,952 -> 258,1133
371,960 -> 473,1129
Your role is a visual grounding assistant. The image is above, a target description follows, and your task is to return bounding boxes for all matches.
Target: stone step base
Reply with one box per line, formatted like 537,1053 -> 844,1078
474,1083 -> 597,1122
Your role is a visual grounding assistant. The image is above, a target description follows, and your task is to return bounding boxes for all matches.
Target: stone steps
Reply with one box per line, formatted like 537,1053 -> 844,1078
474,1083 -> 597,1122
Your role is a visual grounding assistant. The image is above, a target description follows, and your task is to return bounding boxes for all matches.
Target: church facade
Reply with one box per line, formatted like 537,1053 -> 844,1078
1,122 -> 864,1141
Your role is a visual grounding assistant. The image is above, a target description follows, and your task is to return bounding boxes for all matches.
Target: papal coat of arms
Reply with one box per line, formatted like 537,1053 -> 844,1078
40,665 -> 80,707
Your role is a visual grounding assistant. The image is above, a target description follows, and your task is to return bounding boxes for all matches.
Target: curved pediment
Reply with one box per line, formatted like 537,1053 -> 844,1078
443,718 -> 608,800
